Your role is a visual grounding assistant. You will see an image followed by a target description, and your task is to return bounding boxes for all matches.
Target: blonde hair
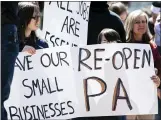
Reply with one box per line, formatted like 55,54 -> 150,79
124,10 -> 152,43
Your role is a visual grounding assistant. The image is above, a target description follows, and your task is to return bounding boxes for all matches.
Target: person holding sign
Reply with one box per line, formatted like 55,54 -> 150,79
74,29 -> 127,120
97,28 -> 126,120
98,28 -> 160,89
73,29 -> 125,120
124,9 -> 161,81
18,2 -> 48,54
124,9 -> 161,120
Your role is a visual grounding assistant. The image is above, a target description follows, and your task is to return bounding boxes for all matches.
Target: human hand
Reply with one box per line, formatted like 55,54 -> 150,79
22,45 -> 36,55
151,75 -> 160,88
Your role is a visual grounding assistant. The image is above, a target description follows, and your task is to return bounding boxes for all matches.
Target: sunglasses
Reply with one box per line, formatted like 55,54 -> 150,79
134,20 -> 147,24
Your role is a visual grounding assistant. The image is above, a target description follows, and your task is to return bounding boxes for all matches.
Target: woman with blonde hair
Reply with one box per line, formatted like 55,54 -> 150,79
125,9 -> 161,120
125,10 -> 153,43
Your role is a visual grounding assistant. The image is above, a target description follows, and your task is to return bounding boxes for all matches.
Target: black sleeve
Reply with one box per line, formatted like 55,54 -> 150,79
1,2 -> 18,25
118,21 -> 126,43
148,21 -> 155,36
36,39 -> 49,49
19,42 -> 25,52
110,11 -> 126,43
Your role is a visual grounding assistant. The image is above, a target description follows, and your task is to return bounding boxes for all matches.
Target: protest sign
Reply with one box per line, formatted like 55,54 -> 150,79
5,44 -> 158,119
42,2 -> 90,47
4,47 -> 79,120
73,43 -> 158,117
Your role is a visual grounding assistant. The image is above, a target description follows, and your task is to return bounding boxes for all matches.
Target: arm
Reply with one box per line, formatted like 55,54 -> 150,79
36,39 -> 49,49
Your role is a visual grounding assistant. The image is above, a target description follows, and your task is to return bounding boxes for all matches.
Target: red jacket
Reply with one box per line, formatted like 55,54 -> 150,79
150,41 -> 161,79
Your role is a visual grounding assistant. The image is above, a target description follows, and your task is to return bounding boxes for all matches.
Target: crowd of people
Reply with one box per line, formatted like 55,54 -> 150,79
1,1 -> 161,120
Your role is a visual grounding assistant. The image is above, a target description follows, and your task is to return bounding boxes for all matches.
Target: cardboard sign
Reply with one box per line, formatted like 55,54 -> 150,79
42,2 -> 90,47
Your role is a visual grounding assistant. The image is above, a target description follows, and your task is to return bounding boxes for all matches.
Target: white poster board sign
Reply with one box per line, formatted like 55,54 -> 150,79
42,2 -> 90,47
72,43 -> 158,117
4,47 -> 79,120
5,44 -> 158,119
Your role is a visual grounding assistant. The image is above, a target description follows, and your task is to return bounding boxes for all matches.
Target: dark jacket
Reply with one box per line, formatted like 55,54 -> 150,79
148,19 -> 155,36
87,1 -> 126,45
150,41 -> 161,79
19,37 -> 48,52
133,40 -> 161,79
1,2 -> 19,25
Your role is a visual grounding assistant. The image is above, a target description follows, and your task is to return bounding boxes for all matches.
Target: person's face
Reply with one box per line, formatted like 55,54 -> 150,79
133,16 -> 147,35
27,10 -> 40,31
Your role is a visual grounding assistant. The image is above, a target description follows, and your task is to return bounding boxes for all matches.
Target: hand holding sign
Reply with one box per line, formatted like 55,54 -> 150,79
22,45 -> 36,55
151,75 -> 160,87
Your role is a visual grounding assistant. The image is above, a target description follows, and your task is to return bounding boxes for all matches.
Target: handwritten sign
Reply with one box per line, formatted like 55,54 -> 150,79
5,44 -> 158,119
42,2 -> 90,47
72,43 -> 158,117
4,46 -> 79,120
